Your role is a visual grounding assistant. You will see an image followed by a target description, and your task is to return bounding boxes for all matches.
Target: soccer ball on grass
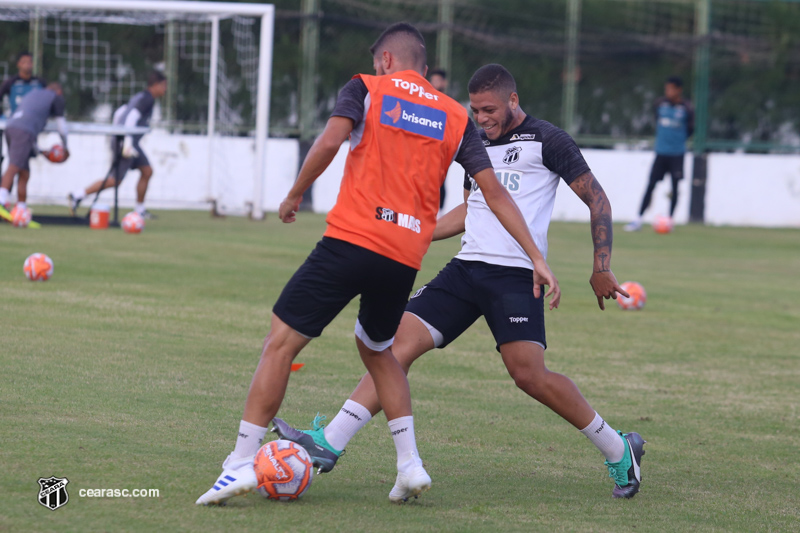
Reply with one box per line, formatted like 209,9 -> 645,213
11,205 -> 32,228
24,253 -> 54,281
617,281 -> 646,310
121,212 -> 145,234
253,440 -> 314,501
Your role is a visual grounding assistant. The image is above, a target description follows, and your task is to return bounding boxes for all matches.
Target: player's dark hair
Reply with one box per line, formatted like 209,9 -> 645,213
17,50 -> 32,62
468,64 -> 517,98
666,75 -> 683,87
369,22 -> 427,73
429,68 -> 447,79
147,70 -> 167,87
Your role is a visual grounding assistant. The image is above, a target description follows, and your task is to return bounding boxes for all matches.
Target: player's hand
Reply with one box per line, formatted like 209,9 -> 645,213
589,270 -> 629,310
279,195 -> 302,223
532,259 -> 561,310
122,144 -> 138,159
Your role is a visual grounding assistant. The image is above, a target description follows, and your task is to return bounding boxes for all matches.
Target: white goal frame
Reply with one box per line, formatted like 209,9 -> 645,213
0,0 -> 275,219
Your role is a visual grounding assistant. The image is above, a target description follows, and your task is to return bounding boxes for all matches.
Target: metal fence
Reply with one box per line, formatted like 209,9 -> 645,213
2,0 -> 799,153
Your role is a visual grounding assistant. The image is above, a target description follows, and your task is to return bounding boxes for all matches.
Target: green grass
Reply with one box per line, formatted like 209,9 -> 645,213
1,209 -> 799,532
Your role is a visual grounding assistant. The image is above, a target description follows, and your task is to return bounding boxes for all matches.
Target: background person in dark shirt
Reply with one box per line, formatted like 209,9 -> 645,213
625,76 -> 694,231
0,51 -> 47,189
69,71 -> 167,219
0,82 -> 68,216
0,51 -> 47,116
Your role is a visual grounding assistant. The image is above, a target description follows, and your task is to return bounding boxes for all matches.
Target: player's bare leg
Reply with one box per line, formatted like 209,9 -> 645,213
196,313 -> 310,505
69,177 -> 120,215
0,164 -> 21,213
136,165 -> 153,203
135,165 -> 155,218
500,341 -> 594,428
272,312 -> 436,474
356,335 -> 430,502
500,341 -> 645,498
16,169 -> 30,205
351,313 -> 435,414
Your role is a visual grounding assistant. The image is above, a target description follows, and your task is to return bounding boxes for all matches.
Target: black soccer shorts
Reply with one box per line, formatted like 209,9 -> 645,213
273,237 -> 417,342
405,258 -> 546,352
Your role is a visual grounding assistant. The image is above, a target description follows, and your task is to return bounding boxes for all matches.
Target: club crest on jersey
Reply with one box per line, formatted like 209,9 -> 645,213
380,95 -> 446,141
503,146 -> 522,164
375,206 -> 421,234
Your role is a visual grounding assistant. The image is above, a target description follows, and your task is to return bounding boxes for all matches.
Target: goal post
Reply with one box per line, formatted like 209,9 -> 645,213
0,0 -> 275,219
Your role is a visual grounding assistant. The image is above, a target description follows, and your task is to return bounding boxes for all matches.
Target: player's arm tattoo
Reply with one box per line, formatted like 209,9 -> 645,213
569,172 -> 613,273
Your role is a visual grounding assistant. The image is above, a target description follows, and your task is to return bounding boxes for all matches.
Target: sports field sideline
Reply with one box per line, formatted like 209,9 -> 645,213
1,208 -> 798,532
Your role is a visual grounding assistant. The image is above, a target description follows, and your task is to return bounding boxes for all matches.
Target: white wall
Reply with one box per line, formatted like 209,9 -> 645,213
705,153 -> 800,227
9,133 -> 800,228
19,129 -> 299,216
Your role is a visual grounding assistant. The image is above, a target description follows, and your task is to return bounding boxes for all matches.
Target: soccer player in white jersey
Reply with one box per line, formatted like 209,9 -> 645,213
273,64 -> 647,500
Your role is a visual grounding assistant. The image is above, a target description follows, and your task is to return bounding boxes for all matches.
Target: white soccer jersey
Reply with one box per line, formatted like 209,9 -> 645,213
456,115 -> 590,270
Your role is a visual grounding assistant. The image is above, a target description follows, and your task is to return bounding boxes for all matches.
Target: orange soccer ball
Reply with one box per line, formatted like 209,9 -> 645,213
254,440 -> 314,501
11,205 -> 32,228
617,281 -> 646,310
121,212 -> 145,234
46,144 -> 67,163
653,215 -> 674,234
24,253 -> 54,281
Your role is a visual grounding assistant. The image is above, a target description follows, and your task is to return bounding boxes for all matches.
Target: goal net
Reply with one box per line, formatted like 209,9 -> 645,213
0,0 -> 276,218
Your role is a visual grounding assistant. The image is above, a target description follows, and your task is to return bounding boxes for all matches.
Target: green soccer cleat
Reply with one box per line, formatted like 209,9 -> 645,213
605,431 -> 646,499
271,414 -> 344,474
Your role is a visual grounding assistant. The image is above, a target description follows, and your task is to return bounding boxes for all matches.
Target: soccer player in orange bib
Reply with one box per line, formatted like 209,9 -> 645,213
196,23 -> 559,506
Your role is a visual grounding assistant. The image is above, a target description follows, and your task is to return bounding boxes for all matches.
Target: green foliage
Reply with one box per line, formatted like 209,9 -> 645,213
2,0 -> 799,147
1,209 -> 799,531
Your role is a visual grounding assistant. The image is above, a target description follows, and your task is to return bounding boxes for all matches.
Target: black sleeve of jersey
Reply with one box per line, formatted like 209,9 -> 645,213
540,124 -> 591,185
51,94 -> 66,117
134,91 -> 155,116
455,120 -> 492,178
331,78 -> 368,125
463,171 -> 471,191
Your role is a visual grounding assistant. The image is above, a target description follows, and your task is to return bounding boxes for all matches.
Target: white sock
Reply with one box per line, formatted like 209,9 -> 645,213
232,420 -> 268,460
16,202 -> 26,210
323,399 -> 372,451
579,412 -> 625,463
135,202 -> 145,214
0,188 -> 8,206
388,416 -> 421,470
72,189 -> 86,201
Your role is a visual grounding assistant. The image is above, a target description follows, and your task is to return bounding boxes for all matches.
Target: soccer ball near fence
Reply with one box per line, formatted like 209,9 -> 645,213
653,215 -> 674,234
11,206 -> 32,228
254,440 -> 314,501
121,212 -> 145,234
617,281 -> 646,310
24,253 -> 54,281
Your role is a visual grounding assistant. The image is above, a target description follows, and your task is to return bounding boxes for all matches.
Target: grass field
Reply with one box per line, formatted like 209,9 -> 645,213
1,208 -> 799,532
